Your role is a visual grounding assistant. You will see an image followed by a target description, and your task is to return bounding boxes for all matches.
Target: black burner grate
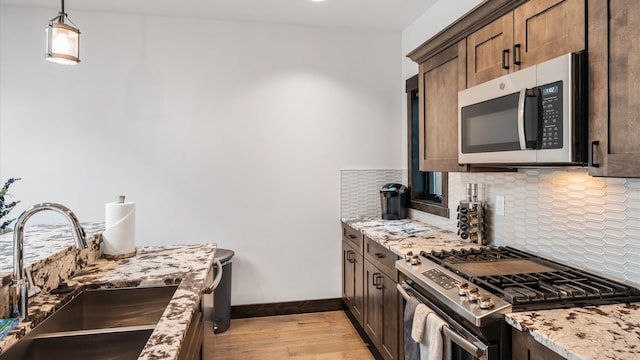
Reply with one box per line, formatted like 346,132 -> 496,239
420,246 -> 640,309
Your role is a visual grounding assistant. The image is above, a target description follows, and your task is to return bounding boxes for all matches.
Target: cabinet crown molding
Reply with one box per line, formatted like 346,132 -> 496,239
407,0 -> 527,64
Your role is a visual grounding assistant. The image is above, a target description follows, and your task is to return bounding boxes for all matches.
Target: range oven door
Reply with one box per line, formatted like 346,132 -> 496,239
397,282 -> 501,360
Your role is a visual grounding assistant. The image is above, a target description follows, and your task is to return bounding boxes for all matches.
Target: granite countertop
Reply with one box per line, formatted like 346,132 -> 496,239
0,225 -> 216,360
506,304 -> 640,360
343,217 -> 640,360
342,217 -> 476,257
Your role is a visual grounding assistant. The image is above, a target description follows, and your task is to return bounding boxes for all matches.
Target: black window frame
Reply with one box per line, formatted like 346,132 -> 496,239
406,74 -> 449,218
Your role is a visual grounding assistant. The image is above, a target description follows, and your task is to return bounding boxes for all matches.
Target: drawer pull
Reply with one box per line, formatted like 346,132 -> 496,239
348,234 -> 357,239
374,253 -> 385,259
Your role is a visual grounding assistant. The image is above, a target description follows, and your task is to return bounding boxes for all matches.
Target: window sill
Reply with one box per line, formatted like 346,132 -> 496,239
409,199 -> 449,218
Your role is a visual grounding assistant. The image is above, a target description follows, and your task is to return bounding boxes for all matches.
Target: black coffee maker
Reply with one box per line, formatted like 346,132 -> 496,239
380,183 -> 408,220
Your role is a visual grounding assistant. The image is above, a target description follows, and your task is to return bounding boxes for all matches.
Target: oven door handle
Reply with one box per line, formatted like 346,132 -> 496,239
442,326 -> 484,358
397,283 -> 487,359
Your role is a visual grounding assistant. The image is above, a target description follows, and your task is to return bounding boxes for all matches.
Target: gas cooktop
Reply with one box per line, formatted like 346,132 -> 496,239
422,246 -> 640,309
396,246 -> 640,327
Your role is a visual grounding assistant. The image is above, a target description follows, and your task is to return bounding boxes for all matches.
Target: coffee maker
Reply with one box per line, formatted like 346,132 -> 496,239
380,183 -> 408,220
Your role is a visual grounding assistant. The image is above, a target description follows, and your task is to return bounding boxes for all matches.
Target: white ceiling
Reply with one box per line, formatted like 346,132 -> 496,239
0,0 -> 438,31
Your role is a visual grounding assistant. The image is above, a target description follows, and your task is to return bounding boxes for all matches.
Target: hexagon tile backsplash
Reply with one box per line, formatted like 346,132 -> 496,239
341,168 -> 640,288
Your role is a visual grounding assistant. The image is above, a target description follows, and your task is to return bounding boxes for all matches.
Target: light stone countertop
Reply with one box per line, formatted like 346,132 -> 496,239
342,217 -> 476,257
506,304 -> 640,360
0,225 -> 216,360
343,217 -> 640,360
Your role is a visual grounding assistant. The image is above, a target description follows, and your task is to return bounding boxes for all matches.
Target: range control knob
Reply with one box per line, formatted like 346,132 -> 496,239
466,287 -> 479,302
457,283 -> 469,296
478,294 -> 495,309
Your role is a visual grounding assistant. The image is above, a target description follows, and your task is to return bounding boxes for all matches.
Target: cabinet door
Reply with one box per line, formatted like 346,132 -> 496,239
378,271 -> 399,360
467,13 -> 514,87
588,0 -> 640,177
364,261 -> 398,360
342,241 -> 364,325
512,328 -> 566,360
513,0 -> 585,71
364,261 -> 383,349
419,40 -> 468,172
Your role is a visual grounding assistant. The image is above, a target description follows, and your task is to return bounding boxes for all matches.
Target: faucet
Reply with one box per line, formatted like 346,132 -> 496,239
10,202 -> 87,320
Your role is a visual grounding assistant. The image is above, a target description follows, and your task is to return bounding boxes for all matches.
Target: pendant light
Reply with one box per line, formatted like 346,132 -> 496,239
45,0 -> 80,65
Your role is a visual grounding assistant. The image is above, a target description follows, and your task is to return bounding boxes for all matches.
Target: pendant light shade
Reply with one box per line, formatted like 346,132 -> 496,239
46,0 -> 80,65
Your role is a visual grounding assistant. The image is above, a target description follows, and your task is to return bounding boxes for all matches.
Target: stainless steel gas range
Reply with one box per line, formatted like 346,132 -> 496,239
396,246 -> 640,360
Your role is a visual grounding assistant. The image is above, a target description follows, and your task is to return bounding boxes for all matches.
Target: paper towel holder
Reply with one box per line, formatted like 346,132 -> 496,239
102,195 -> 137,260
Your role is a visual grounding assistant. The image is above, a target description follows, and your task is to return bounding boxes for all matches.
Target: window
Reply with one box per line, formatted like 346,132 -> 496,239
406,75 -> 449,217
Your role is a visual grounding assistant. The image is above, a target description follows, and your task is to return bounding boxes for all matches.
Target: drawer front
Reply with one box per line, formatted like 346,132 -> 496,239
342,223 -> 364,254
365,236 -> 398,280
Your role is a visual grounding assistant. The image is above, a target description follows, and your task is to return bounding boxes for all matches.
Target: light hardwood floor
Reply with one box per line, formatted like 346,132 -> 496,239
204,311 -> 375,360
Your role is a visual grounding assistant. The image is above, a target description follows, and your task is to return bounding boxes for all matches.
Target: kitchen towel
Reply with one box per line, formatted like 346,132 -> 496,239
404,296 -> 421,360
102,198 -> 136,258
411,303 -> 432,345
422,312 -> 448,360
411,305 -> 448,360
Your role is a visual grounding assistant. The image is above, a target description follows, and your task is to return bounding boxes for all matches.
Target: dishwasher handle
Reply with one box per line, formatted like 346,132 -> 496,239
204,259 -> 223,294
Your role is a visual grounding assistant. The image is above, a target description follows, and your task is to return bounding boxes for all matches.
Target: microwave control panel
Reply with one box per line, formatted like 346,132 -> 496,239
539,81 -> 563,149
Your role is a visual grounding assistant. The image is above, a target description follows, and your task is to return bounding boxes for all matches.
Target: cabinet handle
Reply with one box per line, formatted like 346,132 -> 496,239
375,274 -> 384,290
590,141 -> 600,168
348,234 -> 356,239
374,253 -> 385,259
372,273 -> 381,287
347,250 -> 356,263
513,44 -> 521,65
502,49 -> 510,70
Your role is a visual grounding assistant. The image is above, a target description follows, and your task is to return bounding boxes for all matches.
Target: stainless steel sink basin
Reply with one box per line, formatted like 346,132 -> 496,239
0,327 -> 154,360
34,285 -> 178,333
0,285 -> 178,360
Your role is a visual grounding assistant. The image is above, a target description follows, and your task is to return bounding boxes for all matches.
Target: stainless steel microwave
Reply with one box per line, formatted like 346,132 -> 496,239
458,52 -> 587,166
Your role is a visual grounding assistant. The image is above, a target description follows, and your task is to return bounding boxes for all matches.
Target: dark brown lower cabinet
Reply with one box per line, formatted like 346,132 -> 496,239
341,223 -> 401,360
512,328 -> 566,360
178,304 -> 204,360
364,260 -> 399,360
342,240 -> 365,325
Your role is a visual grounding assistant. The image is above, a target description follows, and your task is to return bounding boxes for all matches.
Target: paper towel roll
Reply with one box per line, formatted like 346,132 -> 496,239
102,200 -> 136,258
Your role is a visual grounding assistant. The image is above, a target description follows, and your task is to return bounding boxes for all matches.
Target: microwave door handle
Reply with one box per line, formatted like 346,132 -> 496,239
517,88 -> 527,150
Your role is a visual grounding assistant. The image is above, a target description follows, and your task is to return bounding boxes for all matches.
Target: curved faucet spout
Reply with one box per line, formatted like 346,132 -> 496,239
11,202 -> 87,319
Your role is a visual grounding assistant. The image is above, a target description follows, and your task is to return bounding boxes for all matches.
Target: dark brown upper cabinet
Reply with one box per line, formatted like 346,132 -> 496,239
418,41 -> 468,172
468,0 -> 586,87
588,0 -> 640,177
407,0 -> 587,173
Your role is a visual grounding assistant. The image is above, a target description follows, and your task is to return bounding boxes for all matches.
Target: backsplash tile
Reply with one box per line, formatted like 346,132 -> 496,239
340,169 -> 405,218
450,169 -> 640,288
340,168 -> 640,288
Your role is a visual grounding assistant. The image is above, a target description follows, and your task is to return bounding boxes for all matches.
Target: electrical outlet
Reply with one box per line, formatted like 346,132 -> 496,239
496,195 -> 505,216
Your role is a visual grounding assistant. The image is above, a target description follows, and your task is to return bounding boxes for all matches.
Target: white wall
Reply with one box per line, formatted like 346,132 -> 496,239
0,6 -> 403,305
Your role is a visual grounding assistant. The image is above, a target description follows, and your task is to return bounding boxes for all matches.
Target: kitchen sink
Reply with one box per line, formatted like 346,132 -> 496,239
0,327 -> 154,360
0,285 -> 178,360
33,285 -> 178,333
